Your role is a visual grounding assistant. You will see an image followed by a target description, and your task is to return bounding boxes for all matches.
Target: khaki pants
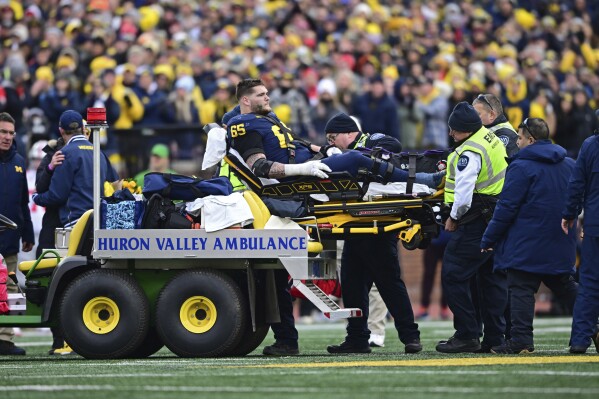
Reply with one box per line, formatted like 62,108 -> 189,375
0,254 -> 18,342
368,284 -> 387,336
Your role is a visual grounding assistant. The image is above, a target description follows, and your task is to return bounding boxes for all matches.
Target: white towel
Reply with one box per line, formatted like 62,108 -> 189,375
186,192 -> 254,232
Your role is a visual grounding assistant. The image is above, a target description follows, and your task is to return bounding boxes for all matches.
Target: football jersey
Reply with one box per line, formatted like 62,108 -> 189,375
227,112 -> 312,164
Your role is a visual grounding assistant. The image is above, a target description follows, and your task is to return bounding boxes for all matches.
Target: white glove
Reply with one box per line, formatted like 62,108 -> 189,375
284,161 -> 332,179
326,146 -> 343,157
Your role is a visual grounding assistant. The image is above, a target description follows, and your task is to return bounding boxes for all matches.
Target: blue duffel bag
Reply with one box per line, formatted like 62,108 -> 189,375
142,173 -> 233,201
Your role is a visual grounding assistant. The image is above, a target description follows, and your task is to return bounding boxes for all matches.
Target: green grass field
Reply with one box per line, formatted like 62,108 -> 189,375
2,317 -> 598,399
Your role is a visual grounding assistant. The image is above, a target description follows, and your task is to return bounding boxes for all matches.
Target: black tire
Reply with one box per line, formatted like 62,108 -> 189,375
155,269 -> 248,358
227,323 -> 270,356
402,231 -> 423,250
127,327 -> 164,358
417,234 -> 432,250
59,269 -> 150,359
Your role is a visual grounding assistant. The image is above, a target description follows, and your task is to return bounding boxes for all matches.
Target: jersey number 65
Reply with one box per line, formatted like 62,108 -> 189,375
230,124 -> 246,138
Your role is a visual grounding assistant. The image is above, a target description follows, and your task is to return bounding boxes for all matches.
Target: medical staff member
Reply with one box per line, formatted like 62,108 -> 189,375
323,113 -> 422,354
562,109 -> 599,354
436,102 -> 508,353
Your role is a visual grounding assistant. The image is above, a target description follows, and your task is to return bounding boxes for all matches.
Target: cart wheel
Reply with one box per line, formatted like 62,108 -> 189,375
127,327 -> 164,358
59,269 -> 150,359
156,270 -> 248,358
227,323 -> 270,356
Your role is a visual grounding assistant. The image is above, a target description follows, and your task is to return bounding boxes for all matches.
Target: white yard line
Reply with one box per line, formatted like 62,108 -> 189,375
10,385 -> 599,395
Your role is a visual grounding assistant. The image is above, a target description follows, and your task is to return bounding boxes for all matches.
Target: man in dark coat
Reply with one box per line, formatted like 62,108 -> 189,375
562,110 -> 599,354
351,76 -> 400,141
482,118 -> 578,354
323,113 -> 422,355
0,112 -> 32,356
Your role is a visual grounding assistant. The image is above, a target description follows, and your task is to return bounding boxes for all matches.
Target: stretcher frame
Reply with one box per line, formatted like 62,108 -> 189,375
223,153 -> 446,250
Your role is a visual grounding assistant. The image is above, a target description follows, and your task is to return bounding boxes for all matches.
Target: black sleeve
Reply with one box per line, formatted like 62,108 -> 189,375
496,129 -> 519,158
36,153 -> 54,193
230,128 -> 265,161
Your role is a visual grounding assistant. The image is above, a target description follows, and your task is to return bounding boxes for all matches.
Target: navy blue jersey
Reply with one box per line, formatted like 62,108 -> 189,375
227,112 -> 312,164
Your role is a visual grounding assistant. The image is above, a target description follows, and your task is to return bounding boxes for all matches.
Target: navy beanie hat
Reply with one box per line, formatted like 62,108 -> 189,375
448,102 -> 482,133
325,112 -> 360,133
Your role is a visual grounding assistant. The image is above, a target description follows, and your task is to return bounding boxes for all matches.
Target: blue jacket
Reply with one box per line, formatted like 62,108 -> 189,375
563,134 -> 599,236
481,140 -> 576,274
0,142 -> 34,256
33,135 -> 107,226
352,93 -> 400,140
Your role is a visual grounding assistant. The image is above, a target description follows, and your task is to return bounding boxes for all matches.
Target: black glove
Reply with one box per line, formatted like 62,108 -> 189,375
319,145 -> 333,156
123,94 -> 133,108
203,123 -> 221,135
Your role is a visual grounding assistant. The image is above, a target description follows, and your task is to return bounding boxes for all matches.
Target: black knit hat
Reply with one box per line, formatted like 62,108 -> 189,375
448,101 -> 482,133
324,113 -> 360,133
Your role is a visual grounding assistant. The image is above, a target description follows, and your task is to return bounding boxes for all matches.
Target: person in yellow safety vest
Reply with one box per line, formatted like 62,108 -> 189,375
472,93 -> 519,157
436,101 -> 509,354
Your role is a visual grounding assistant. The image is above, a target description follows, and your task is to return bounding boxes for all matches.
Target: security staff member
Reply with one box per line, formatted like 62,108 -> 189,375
436,102 -> 508,353
323,113 -> 422,354
472,94 -> 518,157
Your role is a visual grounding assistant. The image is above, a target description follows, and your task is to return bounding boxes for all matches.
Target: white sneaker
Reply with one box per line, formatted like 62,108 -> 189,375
369,334 -> 385,347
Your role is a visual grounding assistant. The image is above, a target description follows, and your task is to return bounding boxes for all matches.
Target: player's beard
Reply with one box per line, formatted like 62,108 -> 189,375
252,103 -> 271,115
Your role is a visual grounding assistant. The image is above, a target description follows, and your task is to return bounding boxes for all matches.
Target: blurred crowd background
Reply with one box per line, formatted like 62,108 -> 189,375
1,0 -> 598,177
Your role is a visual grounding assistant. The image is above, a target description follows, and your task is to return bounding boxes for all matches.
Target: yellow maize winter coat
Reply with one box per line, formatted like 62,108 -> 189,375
111,84 -> 145,129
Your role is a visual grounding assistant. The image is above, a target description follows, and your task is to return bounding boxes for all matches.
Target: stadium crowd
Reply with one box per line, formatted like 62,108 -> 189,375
2,0 -> 599,357
0,0 -> 597,173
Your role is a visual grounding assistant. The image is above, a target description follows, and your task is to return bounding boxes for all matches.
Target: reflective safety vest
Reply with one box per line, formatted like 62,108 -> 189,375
349,133 -> 369,149
218,159 -> 247,192
444,126 -> 507,203
487,121 -> 517,135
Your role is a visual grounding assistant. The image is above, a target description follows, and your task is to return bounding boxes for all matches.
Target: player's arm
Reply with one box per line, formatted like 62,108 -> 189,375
247,153 -> 286,179
229,123 -> 287,178
231,120 -> 330,179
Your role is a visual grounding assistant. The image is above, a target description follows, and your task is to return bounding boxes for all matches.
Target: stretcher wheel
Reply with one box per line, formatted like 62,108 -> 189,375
155,269 -> 248,358
59,269 -> 150,359
127,327 -> 163,358
401,232 -> 423,250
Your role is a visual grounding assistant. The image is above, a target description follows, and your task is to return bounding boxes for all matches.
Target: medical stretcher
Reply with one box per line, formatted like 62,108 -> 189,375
223,152 -> 446,251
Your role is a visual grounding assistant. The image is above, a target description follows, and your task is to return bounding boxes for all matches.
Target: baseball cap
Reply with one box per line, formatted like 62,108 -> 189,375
59,110 -> 84,131
151,144 -> 169,158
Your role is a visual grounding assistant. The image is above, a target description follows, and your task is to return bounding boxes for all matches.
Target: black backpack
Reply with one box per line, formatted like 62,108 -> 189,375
141,194 -> 191,229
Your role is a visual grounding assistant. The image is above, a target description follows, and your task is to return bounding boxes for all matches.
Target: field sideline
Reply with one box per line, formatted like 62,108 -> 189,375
1,317 -> 598,399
